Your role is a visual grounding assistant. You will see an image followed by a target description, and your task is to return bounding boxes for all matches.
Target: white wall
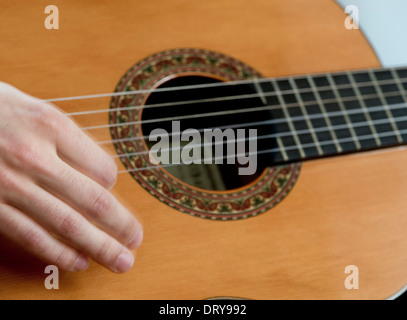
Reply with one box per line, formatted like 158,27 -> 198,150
336,0 -> 407,67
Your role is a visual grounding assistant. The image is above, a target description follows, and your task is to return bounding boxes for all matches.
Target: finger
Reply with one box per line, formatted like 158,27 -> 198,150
38,157 -> 143,250
38,104 -> 118,190
6,182 -> 136,273
0,203 -> 89,272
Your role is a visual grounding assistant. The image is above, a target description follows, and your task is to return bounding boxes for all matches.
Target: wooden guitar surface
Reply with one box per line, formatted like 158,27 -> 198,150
1,0 -> 407,299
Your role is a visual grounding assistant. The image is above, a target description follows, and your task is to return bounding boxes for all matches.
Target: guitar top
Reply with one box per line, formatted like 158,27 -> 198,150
0,0 -> 407,300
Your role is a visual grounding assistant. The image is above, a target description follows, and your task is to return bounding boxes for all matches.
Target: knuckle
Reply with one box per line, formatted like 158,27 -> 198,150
88,189 -> 112,219
9,143 -> 51,175
37,105 -> 63,134
103,158 -> 118,189
58,214 -> 83,239
122,219 -> 139,244
11,143 -> 38,164
94,239 -> 114,262
55,167 -> 75,188
0,167 -> 19,192
51,248 -> 70,268
51,249 -> 78,271
21,230 -> 46,252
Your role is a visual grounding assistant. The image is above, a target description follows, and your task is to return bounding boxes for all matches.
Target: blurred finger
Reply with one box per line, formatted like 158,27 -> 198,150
38,105 -> 118,190
0,203 -> 89,272
38,157 -> 143,250
6,183 -> 136,273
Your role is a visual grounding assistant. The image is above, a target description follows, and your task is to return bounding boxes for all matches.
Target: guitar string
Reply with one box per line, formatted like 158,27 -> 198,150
65,76 -> 407,117
116,124 -> 407,174
47,66 -> 407,173
93,89 -> 406,145
110,109 -> 407,160
100,118 -> 274,146
80,89 -> 406,132
44,65 -> 406,103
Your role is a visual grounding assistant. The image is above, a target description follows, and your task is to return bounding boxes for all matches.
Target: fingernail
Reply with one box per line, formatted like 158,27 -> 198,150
114,252 -> 134,273
74,254 -> 89,272
127,227 -> 143,250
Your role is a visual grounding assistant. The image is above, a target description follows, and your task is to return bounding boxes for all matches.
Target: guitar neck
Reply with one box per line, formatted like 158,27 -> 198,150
256,66 -> 407,165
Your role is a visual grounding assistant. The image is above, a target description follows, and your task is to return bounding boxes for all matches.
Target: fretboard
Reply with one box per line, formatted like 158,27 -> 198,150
256,66 -> 407,165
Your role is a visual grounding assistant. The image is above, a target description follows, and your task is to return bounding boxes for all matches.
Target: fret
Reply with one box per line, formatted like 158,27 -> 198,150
275,129 -> 396,165
275,137 -> 289,162
276,79 -> 292,91
351,71 -> 400,146
252,78 -> 268,105
252,79 -> 289,164
347,71 -> 382,147
288,77 -> 323,157
396,68 -> 407,79
373,70 -> 393,81
307,75 -> 343,154
326,73 -> 361,150
270,79 -> 306,159
396,67 -> 407,91
368,69 -> 403,144
273,120 -> 407,167
388,69 -> 407,142
250,67 -> 407,167
257,80 -> 280,106
256,80 -> 291,163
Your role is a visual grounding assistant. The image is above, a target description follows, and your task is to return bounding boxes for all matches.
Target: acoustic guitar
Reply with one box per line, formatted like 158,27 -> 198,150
1,0 -> 407,300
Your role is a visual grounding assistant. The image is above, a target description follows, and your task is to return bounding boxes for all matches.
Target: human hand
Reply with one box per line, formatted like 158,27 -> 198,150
0,82 -> 143,273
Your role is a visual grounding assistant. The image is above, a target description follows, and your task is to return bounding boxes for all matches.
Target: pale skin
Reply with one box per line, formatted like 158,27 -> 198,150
0,82 -> 143,273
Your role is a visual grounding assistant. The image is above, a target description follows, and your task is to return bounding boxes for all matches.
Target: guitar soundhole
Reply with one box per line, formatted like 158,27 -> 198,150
110,48 -> 300,220
141,75 -> 276,191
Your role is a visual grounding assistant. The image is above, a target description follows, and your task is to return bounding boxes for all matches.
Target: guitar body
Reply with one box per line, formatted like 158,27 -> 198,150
1,0 -> 407,300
